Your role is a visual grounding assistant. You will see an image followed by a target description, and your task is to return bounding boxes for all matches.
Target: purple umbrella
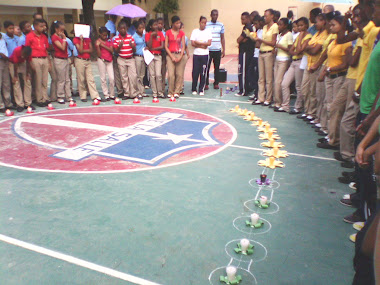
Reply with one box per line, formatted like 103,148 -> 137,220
106,4 -> 147,18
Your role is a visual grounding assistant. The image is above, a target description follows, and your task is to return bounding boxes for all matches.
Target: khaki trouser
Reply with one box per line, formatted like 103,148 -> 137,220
9,62 -> 32,108
117,57 -> 138,98
74,57 -> 99,100
340,99 -> 359,160
54,58 -> 71,101
49,56 -> 58,101
316,66 -> 326,126
113,55 -> 123,95
148,54 -> 163,97
301,68 -> 320,117
328,78 -> 356,146
324,75 -> 346,134
258,52 -> 274,103
31,57 -> 49,104
166,54 -> 186,95
97,58 -> 115,98
134,56 -> 146,97
273,59 -> 290,107
0,60 -> 12,109
281,60 -> 303,112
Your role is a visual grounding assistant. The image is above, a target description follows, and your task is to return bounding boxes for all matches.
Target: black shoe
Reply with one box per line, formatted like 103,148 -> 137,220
36,102 -> 47,107
81,99 -> 87,102
16,106 -> 24,112
26,105 -> 36,110
0,108 -> 6,113
120,96 -> 129,100
311,125 -> 320,129
338,176 -> 353,184
269,105 -> 275,109
252,101 -> 263,105
274,108 -> 286,113
318,138 -> 327,143
342,171 -> 355,177
317,130 -> 327,136
333,152 -> 345,162
343,213 -> 365,224
45,100 -> 51,105
57,99 -> 65,104
297,114 -> 306,119
317,142 -> 339,150
289,110 -> 301,115
340,198 -> 353,207
72,91 -> 79,97
341,161 -> 354,168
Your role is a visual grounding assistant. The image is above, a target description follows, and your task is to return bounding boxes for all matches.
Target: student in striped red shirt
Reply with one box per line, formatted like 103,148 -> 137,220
113,21 -> 138,99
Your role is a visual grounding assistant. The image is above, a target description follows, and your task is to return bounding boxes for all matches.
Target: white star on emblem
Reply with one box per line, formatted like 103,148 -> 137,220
153,132 -> 193,144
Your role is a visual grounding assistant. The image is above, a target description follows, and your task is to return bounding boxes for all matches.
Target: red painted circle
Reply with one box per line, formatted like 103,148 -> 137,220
0,106 -> 236,173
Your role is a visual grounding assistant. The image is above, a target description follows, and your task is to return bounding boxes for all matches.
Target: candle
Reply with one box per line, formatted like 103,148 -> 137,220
250,213 -> 259,224
260,174 -> 267,183
273,147 -> 279,156
226,266 -> 237,282
260,196 -> 268,206
240,238 -> 250,252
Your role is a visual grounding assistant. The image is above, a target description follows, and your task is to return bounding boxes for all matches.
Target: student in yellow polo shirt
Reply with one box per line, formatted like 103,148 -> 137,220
253,9 -> 278,106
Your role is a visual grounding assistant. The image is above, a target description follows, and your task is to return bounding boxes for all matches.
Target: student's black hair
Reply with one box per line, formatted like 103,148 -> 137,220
252,15 -> 261,23
171,16 -> 180,24
33,18 -> 45,27
293,19 -> 299,25
316,13 -> 327,23
326,10 -> 341,22
265,9 -> 275,15
274,10 -> 281,20
297,17 -> 310,28
21,46 -> 32,56
146,19 -> 156,32
199,16 -> 207,22
310,8 -> 322,17
156,17 -> 164,22
332,15 -> 354,32
50,20 -> 64,37
33,12 -> 43,19
211,9 -> 218,14
241,12 -> 250,18
42,19 -> 48,36
19,20 -> 29,32
134,19 -> 145,29
287,10 -> 294,19
3,21 -> 14,29
259,16 -> 265,23
98,26 -> 110,37
118,20 -> 129,28
278,17 -> 292,31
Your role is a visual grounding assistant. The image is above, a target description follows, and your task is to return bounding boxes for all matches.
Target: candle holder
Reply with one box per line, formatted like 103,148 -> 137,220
256,174 -> 271,185
234,242 -> 254,255
245,219 -> 264,229
255,196 -> 270,209
220,266 -> 242,285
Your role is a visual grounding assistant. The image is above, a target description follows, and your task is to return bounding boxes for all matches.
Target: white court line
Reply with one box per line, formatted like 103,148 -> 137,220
181,97 -> 252,104
0,234 -> 161,285
229,144 -> 336,161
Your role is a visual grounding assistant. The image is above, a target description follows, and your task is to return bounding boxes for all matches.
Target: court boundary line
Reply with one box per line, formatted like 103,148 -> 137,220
180,97 -> 252,104
230,144 -> 336,161
0,234 -> 161,285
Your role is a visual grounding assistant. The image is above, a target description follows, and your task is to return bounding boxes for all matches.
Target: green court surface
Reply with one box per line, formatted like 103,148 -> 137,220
0,77 -> 355,284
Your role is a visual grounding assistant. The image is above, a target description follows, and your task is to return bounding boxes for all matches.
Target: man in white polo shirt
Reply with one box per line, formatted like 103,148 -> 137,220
205,9 -> 225,90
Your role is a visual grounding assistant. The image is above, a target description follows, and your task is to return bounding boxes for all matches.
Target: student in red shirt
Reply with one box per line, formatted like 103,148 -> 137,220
8,45 -> 33,112
146,19 -> 165,98
50,21 -> 73,104
165,16 -> 186,98
25,19 -> 50,107
73,27 -> 101,103
96,27 -> 114,100
113,21 -> 138,99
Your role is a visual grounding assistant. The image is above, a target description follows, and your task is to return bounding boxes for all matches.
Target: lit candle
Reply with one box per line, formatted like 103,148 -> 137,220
273,147 -> 279,156
260,196 -> 268,206
240,238 -> 250,252
250,213 -> 259,224
226,266 -> 237,282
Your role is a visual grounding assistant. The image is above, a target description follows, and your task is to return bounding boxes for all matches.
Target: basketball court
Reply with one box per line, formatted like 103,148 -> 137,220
0,62 -> 355,284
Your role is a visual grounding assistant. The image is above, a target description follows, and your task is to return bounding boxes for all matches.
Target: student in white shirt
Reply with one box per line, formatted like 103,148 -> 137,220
190,16 -> 212,96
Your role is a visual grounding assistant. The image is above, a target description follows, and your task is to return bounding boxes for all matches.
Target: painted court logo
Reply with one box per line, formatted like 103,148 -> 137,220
0,106 -> 236,173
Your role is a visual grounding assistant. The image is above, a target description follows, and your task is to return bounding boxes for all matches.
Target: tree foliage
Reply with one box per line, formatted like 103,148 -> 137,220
153,0 -> 179,15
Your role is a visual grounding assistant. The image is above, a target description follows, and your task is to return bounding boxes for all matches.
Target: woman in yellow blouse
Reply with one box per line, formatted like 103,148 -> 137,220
301,14 -> 329,122
316,15 -> 352,150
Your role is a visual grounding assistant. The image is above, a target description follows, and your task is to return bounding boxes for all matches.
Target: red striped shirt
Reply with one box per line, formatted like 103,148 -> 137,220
113,34 -> 135,58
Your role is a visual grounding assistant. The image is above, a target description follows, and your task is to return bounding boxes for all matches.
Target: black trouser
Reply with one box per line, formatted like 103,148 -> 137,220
205,50 -> 221,86
238,51 -> 253,95
192,55 -> 209,92
251,56 -> 259,96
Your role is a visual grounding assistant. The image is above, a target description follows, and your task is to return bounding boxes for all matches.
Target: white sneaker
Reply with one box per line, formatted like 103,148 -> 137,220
306,115 -> 313,120
192,91 -> 197,95
301,113 -> 306,117
353,222 -> 364,231
174,94 -> 179,98
263,101 -> 270,106
315,123 -> 321,128
199,92 -> 205,96
349,182 -> 357,190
